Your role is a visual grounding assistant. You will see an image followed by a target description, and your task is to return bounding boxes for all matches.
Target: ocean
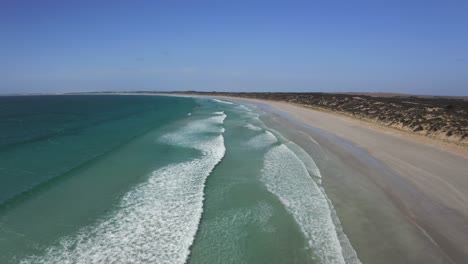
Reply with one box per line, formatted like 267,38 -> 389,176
0,95 -> 360,264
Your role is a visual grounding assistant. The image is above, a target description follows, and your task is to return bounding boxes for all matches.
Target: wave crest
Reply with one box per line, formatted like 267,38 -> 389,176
22,113 -> 227,264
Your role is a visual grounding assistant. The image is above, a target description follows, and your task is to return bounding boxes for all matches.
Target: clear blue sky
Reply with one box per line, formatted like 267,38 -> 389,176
2,0 -> 467,95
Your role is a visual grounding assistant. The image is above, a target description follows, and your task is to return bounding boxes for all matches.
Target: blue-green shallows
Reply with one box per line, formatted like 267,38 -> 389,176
0,95 -> 359,264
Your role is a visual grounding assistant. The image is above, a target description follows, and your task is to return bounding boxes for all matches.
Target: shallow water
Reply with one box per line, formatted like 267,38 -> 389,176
0,95 -> 359,263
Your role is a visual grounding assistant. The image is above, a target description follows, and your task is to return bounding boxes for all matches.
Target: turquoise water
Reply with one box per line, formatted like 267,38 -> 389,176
0,95 -> 360,263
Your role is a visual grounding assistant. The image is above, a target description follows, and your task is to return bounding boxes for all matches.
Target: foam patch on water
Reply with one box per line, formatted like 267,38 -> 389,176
161,113 -> 227,146
323,189 -> 361,264
236,104 -> 252,112
22,114 -> 227,264
285,142 -> 322,182
261,144 -> 361,264
210,201 -> 274,240
304,132 -> 320,146
245,131 -> 278,149
192,201 -> 275,263
242,111 -> 260,120
285,142 -> 360,263
230,104 -> 260,120
212,99 -> 234,105
244,123 -> 263,132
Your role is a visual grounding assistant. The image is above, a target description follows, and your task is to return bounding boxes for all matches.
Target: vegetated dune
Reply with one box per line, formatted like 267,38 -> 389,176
171,91 -> 468,146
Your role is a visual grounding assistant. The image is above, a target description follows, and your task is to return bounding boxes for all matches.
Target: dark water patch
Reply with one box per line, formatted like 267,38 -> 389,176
0,95 -> 197,204
0,95 -> 202,263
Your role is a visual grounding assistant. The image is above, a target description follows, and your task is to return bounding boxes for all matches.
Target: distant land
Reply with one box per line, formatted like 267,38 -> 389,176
65,90 -> 468,101
70,90 -> 468,147
7,90 -> 466,146
187,91 -> 468,146
341,92 -> 468,101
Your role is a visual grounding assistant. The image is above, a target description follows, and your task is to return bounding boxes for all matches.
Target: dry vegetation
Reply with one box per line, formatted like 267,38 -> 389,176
174,91 -> 468,146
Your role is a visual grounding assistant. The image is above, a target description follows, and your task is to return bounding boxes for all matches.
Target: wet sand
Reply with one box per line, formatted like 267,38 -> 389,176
227,97 -> 468,264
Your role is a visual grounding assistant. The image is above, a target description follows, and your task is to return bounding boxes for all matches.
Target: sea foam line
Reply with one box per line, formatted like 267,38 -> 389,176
236,104 -> 252,112
212,99 -> 234,105
244,123 -> 263,132
285,142 -> 360,263
245,131 -> 278,149
285,142 -> 322,182
22,113 -> 227,264
261,143 -> 361,264
226,96 -> 359,263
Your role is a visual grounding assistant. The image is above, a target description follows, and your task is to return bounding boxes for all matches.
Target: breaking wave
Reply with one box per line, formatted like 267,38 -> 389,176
261,143 -> 361,264
22,113 -> 227,264
212,99 -> 234,105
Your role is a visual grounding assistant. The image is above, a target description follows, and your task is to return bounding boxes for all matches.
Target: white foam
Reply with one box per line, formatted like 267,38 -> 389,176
212,99 -> 234,105
267,128 -> 288,142
207,114 -> 227,125
261,144 -> 361,264
323,189 -> 362,264
242,111 -> 260,119
285,142 -> 322,181
161,113 -> 227,146
245,131 -> 278,149
305,133 -> 320,146
285,142 -> 360,263
193,201 -> 275,263
22,114 -> 227,264
229,104 -> 260,120
244,123 -> 263,132
187,113 -> 192,116
236,104 -> 252,112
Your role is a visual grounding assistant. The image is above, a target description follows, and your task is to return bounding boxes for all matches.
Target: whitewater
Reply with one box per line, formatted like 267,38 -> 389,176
1,95 -> 361,264
21,111 -> 227,264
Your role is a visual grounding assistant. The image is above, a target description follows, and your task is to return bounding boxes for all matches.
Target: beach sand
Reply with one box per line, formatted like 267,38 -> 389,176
225,97 -> 468,264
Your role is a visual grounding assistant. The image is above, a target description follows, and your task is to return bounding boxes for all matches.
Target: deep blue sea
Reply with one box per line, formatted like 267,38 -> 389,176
0,95 -> 360,263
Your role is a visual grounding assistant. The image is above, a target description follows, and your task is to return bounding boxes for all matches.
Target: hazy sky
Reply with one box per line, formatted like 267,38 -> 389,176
2,0 -> 467,95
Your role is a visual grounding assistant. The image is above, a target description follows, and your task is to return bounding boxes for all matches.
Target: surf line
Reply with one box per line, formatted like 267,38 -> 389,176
21,112 -> 227,264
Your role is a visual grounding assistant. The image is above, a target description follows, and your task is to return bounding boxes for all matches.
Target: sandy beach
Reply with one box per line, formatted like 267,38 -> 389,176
224,97 -> 468,264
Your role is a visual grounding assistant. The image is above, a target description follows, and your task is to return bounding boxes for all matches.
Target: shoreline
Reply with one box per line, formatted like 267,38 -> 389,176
162,92 -> 468,147
52,93 -> 468,262
225,96 -> 468,263
294,101 -> 468,154
220,96 -> 468,157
